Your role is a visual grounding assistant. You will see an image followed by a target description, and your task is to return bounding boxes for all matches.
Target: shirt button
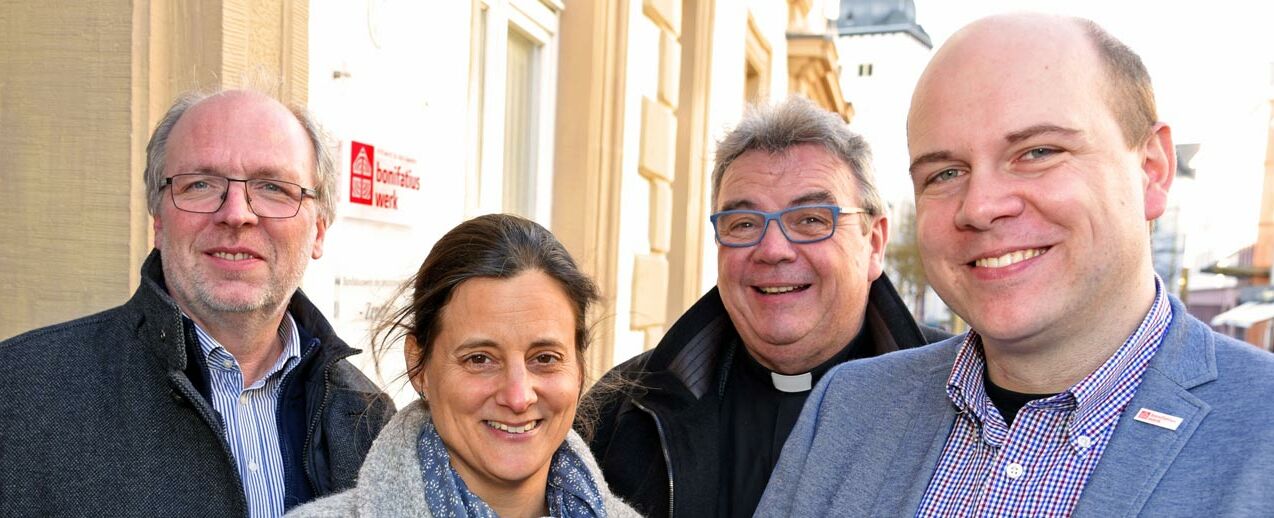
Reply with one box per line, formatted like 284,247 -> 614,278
221,360 -> 234,369
1076,435 -> 1093,449
1005,462 -> 1025,479
239,394 -> 250,405
248,461 -> 259,472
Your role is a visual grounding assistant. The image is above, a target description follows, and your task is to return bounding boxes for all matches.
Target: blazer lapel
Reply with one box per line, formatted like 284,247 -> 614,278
870,359 -> 960,514
1073,299 -> 1217,517
1072,369 -> 1210,516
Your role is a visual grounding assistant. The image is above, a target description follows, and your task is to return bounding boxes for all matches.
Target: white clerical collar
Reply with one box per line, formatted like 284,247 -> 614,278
770,371 -> 813,393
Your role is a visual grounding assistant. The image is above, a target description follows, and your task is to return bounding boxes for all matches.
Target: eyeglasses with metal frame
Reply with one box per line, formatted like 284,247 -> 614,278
161,173 -> 317,219
709,204 -> 871,248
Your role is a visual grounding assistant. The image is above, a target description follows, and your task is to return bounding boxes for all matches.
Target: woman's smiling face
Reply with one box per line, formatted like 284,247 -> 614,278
420,269 -> 583,496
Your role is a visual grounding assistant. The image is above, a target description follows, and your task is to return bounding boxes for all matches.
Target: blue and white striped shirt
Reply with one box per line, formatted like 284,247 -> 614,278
193,313 -> 302,518
916,278 -> 1172,517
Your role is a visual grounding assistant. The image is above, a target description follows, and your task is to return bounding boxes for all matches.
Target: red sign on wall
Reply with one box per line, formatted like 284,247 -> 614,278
341,139 -> 420,225
349,141 -> 375,206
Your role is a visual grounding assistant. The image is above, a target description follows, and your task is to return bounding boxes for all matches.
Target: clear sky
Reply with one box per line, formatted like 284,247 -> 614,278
912,0 -> 1274,277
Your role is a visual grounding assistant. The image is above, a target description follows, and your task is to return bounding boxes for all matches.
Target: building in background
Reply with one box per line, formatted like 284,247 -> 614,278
1,0 -> 850,403
1196,66 -> 1274,351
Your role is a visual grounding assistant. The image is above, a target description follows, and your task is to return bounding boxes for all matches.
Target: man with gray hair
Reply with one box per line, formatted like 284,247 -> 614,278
586,96 -> 946,517
0,89 -> 394,517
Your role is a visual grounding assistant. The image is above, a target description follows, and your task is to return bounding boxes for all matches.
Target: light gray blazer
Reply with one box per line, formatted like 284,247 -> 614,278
758,295 -> 1274,517
287,399 -> 641,518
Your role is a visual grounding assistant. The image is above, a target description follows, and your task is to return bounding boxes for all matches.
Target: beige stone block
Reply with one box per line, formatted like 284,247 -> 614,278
643,0 -> 682,36
649,181 -> 673,253
630,254 -> 670,329
0,4 -> 138,338
643,326 -> 666,351
639,97 -> 677,183
658,33 -> 681,109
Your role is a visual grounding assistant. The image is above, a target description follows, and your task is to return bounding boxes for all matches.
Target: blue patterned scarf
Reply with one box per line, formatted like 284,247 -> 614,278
417,418 -> 606,518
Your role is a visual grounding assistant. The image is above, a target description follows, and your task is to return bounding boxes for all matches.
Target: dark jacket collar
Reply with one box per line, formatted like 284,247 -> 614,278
641,273 -> 933,400
126,249 -> 358,374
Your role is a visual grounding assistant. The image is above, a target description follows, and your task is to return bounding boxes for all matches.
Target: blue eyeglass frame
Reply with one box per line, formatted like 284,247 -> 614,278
708,204 -> 870,248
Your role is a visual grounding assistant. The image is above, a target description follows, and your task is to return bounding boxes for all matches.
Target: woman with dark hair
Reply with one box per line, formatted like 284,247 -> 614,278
288,214 -> 638,518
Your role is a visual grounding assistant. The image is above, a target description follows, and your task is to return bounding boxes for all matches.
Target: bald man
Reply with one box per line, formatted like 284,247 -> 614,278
0,90 -> 394,517
758,13 -> 1274,516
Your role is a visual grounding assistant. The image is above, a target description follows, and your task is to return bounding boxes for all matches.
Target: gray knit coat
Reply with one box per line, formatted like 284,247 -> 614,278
287,399 -> 642,517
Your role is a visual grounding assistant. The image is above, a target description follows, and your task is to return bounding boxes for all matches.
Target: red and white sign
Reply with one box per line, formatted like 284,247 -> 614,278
340,140 -> 422,225
349,142 -> 375,206
1133,408 -> 1183,431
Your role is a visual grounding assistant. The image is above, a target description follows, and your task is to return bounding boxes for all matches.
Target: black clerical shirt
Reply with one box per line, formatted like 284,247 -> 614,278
716,327 -> 873,517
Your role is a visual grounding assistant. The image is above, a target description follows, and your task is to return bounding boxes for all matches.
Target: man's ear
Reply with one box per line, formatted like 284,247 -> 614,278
867,213 -> 889,281
153,211 -> 164,250
311,217 -> 328,260
1141,122 -> 1176,221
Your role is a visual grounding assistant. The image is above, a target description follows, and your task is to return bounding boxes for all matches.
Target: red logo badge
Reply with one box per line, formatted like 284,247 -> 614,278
349,141 -> 375,206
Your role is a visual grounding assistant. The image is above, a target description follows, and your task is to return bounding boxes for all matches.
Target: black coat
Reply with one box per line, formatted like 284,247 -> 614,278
0,251 -> 395,517
584,275 -> 948,518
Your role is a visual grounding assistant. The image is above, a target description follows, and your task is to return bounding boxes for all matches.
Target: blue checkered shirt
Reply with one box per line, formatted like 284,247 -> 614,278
193,314 -> 302,518
916,279 -> 1172,517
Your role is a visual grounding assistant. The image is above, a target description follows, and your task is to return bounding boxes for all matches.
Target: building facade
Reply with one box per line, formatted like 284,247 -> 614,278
1,0 -> 850,401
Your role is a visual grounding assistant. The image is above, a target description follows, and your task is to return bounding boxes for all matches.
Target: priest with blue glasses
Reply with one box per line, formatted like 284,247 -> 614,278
583,96 -> 949,518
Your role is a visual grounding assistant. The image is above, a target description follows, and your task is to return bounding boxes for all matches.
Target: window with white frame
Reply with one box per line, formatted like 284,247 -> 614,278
466,0 -> 560,224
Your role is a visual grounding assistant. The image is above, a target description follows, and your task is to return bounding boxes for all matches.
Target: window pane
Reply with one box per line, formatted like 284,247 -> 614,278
466,3 -> 487,215
503,28 -> 538,217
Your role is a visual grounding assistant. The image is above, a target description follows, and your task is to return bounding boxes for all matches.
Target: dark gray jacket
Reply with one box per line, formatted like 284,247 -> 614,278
585,275 -> 948,518
0,250 -> 395,517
